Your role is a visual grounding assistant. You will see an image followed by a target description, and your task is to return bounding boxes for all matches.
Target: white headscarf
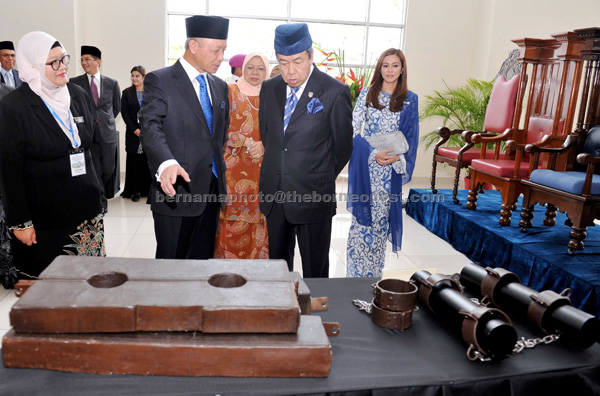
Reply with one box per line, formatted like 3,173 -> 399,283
17,31 -> 80,148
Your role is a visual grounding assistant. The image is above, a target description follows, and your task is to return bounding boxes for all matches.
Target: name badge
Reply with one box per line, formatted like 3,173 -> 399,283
69,148 -> 86,177
73,116 -> 84,123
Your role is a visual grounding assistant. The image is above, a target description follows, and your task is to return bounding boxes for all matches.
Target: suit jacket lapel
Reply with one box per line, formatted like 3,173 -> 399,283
288,67 -> 322,126
275,77 -> 286,119
207,73 -> 223,135
99,75 -> 106,100
23,85 -> 72,144
79,74 -> 95,106
128,87 -> 140,112
172,60 -> 210,133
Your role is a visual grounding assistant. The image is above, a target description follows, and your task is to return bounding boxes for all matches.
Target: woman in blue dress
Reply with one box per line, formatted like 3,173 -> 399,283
346,48 -> 419,277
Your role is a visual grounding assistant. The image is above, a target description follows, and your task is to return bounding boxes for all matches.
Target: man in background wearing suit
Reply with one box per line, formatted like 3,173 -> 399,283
259,23 -> 353,278
70,46 -> 121,210
0,41 -> 21,88
139,15 -> 229,260
0,82 -> 14,98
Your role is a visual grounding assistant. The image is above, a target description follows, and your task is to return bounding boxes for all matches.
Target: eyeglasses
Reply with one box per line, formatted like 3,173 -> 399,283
46,55 -> 70,70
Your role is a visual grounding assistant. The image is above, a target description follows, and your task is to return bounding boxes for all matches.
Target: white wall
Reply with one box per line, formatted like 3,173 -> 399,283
405,0 -> 484,182
1,0 -> 598,181
0,0 -> 165,173
0,0 -> 78,59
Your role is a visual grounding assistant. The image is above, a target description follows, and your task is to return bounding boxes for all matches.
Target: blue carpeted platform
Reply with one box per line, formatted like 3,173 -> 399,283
406,188 -> 600,318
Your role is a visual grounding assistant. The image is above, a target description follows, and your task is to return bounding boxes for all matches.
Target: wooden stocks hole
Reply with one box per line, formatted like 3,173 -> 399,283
87,272 -> 129,288
208,273 -> 247,288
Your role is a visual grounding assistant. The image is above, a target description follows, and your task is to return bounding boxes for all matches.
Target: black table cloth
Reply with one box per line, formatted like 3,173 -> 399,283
1,277 -> 599,395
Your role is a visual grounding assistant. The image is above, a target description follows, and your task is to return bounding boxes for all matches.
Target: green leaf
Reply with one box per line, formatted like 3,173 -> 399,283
419,78 -> 493,150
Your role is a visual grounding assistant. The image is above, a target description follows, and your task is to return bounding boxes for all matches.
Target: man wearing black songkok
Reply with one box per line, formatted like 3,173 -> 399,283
139,15 -> 230,259
0,41 -> 21,88
71,45 -> 121,210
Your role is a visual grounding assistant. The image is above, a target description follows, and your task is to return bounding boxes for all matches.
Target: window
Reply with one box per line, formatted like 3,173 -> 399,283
166,0 -> 408,81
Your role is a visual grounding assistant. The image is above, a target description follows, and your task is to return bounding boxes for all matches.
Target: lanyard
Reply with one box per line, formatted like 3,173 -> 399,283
42,99 -> 79,148
136,91 -> 143,108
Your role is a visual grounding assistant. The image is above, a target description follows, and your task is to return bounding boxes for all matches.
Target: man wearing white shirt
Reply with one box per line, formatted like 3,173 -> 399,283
139,15 -> 229,259
0,41 -> 21,88
70,45 -> 121,209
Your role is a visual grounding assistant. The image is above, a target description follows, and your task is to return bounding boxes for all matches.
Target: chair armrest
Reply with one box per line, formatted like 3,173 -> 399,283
525,134 -> 577,154
469,128 -> 515,144
576,153 -> 600,196
434,127 -> 466,148
460,130 -> 498,143
504,139 -> 529,178
576,153 -> 600,165
505,140 -> 522,152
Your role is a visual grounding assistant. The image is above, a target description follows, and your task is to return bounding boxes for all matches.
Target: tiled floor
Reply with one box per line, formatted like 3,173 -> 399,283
0,177 -> 471,347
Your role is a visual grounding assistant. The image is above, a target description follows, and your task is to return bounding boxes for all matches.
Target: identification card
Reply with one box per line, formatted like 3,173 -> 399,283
69,149 -> 86,177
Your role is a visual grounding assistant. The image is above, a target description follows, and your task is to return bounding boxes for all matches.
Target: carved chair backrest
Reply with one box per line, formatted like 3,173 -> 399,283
511,34 -> 584,166
568,27 -> 600,171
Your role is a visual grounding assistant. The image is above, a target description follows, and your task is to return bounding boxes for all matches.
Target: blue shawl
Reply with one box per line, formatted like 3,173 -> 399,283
347,91 -> 419,252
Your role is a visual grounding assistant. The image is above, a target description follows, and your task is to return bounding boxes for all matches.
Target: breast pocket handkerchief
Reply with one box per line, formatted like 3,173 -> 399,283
307,97 -> 324,114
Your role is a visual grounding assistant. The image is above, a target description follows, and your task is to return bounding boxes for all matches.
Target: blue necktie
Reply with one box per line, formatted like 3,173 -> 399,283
283,87 -> 299,134
196,74 -> 217,178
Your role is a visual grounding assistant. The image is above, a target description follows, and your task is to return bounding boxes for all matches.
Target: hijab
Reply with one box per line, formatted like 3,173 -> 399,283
17,31 -> 80,148
235,52 -> 270,97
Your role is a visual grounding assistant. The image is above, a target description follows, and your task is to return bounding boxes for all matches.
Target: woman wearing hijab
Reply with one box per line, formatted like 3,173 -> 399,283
214,52 -> 270,259
0,31 -> 105,279
120,65 -> 151,202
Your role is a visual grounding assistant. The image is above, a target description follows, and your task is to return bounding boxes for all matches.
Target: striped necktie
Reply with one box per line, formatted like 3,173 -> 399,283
283,87 -> 299,133
196,74 -> 218,178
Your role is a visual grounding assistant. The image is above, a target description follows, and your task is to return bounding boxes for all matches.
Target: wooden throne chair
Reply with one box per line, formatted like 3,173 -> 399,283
465,32 -> 585,226
519,27 -> 600,254
430,49 -> 521,204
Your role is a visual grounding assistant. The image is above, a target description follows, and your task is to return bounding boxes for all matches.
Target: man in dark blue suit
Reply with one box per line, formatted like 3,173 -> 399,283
259,23 -> 353,277
139,15 -> 229,259
0,41 -> 22,88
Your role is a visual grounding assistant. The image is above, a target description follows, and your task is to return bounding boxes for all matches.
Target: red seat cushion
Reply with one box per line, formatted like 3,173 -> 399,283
471,159 -> 530,178
437,147 -> 506,161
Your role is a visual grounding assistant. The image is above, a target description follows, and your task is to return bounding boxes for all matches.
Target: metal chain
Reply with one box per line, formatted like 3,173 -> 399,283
353,299 -> 372,314
467,296 -> 561,360
512,333 -> 561,354
467,346 -> 492,362
356,296 -> 562,361
466,333 -> 561,362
